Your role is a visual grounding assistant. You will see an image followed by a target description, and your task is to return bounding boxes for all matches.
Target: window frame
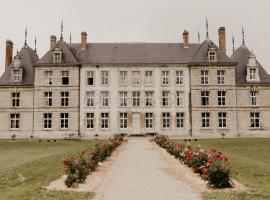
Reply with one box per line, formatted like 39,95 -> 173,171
201,70 -> 209,85
201,91 -> 209,106
202,112 -> 210,128
132,71 -> 141,86
250,112 -> 260,128
119,113 -> 128,129
86,71 -> 94,86
43,113 -> 52,129
86,113 -> 94,129
145,91 -> 154,107
145,112 -> 153,128
100,91 -> 109,107
44,91 -> 52,107
217,70 -> 225,85
161,71 -> 170,85
61,91 -> 69,107
162,91 -> 170,107
10,113 -> 20,129
132,91 -> 140,107
162,112 -> 170,128
176,112 -> 184,128
101,113 -> 109,129
44,71 -> 53,86
218,91 -> 226,106
250,91 -> 258,106
218,112 -> 227,128
60,113 -> 69,129
86,91 -> 94,107
61,71 -> 69,85
11,92 -> 20,108
101,71 -> 109,86
119,91 -> 128,107
119,71 -> 128,86
144,71 -> 154,85
176,71 -> 184,85
176,91 -> 184,107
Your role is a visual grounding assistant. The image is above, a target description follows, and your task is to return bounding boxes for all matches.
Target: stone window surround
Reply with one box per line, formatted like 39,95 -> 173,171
10,112 -> 20,129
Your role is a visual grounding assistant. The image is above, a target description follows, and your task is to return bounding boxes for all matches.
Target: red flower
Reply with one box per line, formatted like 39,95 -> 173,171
211,148 -> 217,153
202,168 -> 208,174
192,169 -> 196,173
64,166 -> 69,171
208,160 -> 213,164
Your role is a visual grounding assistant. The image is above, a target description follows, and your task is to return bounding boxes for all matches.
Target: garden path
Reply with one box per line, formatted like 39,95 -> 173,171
93,138 -> 203,200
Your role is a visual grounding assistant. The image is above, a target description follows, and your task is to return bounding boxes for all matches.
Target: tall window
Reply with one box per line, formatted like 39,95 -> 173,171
44,71 -> 52,85
202,112 -> 210,128
61,71 -> 69,85
120,113 -> 128,129
101,113 -> 109,129
44,92 -> 52,107
176,71 -> 184,85
61,92 -> 69,107
250,112 -> 260,128
176,91 -> 184,106
119,71 -> 128,86
145,91 -> 154,107
250,68 -> 256,80
14,70 -> 20,82
119,92 -> 128,107
43,113 -> 52,129
86,92 -> 94,107
176,112 -> 184,128
87,71 -> 94,86
201,91 -> 209,106
101,71 -> 109,86
11,92 -> 20,107
162,112 -> 170,128
86,113 -> 94,129
250,91 -> 258,106
162,91 -> 170,107
132,91 -> 140,106
145,112 -> 153,128
218,91 -> 226,106
161,71 -> 170,85
201,70 -> 209,84
218,112 -> 227,128
100,91 -> 109,107
60,113 -> 69,129
217,70 -> 225,84
132,71 -> 141,86
10,113 -> 20,129
145,71 -> 153,85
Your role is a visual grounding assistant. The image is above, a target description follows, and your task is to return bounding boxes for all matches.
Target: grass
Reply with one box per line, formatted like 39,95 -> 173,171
174,138 -> 270,200
0,139 -> 103,200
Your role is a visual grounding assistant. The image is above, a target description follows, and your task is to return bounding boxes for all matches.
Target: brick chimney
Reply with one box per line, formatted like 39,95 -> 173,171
183,30 -> 189,48
81,32 -> 87,49
50,35 -> 57,49
218,27 -> 226,54
5,39 -> 13,68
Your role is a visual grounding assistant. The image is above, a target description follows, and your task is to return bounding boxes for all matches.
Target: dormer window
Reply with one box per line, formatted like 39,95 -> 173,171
246,52 -> 260,82
11,54 -> 23,83
208,47 -> 217,62
250,68 -> 257,80
14,70 -> 20,82
53,47 -> 62,63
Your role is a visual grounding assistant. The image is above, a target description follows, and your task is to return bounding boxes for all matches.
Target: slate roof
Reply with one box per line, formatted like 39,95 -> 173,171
231,46 -> 270,85
0,45 -> 39,86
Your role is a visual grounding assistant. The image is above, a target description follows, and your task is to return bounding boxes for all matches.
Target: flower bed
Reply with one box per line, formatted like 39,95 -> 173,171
62,134 -> 124,187
155,135 -> 232,188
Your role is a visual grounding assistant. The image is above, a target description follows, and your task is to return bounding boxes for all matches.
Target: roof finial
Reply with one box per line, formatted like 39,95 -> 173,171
60,17 -> 64,40
232,34 -> 235,53
69,32 -> 72,43
198,30 -> 201,43
206,17 -> 209,40
242,25 -> 245,46
34,36 -> 37,53
24,26 -> 28,46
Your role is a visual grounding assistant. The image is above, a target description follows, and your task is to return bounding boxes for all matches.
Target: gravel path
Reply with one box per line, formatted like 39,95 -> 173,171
94,139 -> 201,200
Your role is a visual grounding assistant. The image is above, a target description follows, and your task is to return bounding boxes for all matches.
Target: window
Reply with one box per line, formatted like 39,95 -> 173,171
120,113 -> 128,129
201,91 -> 209,106
86,113 -> 94,129
208,48 -> 217,62
43,113 -> 52,129
60,113 -> 69,129
61,92 -> 69,107
201,70 -> 209,84
44,92 -> 52,107
145,91 -> 154,107
101,71 -> 109,86
87,71 -> 94,86
176,91 -> 184,106
145,112 -> 153,128
218,112 -> 227,128
100,91 -> 109,107
61,71 -> 69,85
44,71 -> 52,85
250,68 -> 256,80
10,113 -> 20,129
145,71 -> 153,85
250,112 -> 260,128
101,113 -> 109,129
132,71 -> 141,86
250,91 -> 258,106
202,112 -> 210,128
14,70 -> 20,82
132,91 -> 140,106
176,112 -> 184,128
86,92 -> 94,107
119,92 -> 128,107
162,112 -> 170,128
217,70 -> 225,84
119,71 -> 128,86
161,71 -> 170,85
11,92 -> 20,107
55,53 -> 61,62
176,71 -> 184,85
162,91 -> 170,107
218,91 -> 226,106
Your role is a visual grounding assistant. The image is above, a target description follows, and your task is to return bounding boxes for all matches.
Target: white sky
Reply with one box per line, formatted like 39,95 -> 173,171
0,0 -> 269,74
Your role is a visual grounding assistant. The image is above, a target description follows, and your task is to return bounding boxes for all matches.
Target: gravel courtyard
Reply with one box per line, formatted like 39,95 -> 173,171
93,138 -> 203,200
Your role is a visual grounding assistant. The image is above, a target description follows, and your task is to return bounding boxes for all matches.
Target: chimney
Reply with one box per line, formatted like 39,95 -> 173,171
5,39 -> 13,68
50,35 -> 57,49
183,30 -> 189,48
81,32 -> 87,49
218,27 -> 226,54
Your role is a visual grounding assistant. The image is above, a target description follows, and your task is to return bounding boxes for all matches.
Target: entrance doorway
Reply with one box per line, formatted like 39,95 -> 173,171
132,113 -> 141,134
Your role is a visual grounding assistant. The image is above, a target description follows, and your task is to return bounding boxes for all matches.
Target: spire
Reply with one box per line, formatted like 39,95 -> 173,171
232,34 -> 235,53
34,36 -> 37,53
242,25 -> 245,46
60,17 -> 64,40
69,32 -> 72,43
206,17 -> 209,40
24,26 -> 28,46
198,31 -> 201,43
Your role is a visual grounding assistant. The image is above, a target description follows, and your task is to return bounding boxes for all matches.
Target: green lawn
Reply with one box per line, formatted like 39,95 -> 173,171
174,138 -> 270,200
0,139 -> 103,200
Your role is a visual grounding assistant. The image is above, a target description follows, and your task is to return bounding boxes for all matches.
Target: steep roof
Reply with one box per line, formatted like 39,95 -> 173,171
231,46 -> 270,85
0,46 -> 39,86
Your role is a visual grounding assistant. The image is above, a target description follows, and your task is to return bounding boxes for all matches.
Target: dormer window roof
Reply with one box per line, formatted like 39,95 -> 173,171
208,46 -> 217,62
53,47 -> 62,63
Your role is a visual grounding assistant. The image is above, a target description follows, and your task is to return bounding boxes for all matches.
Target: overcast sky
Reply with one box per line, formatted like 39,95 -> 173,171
0,0 -> 269,74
